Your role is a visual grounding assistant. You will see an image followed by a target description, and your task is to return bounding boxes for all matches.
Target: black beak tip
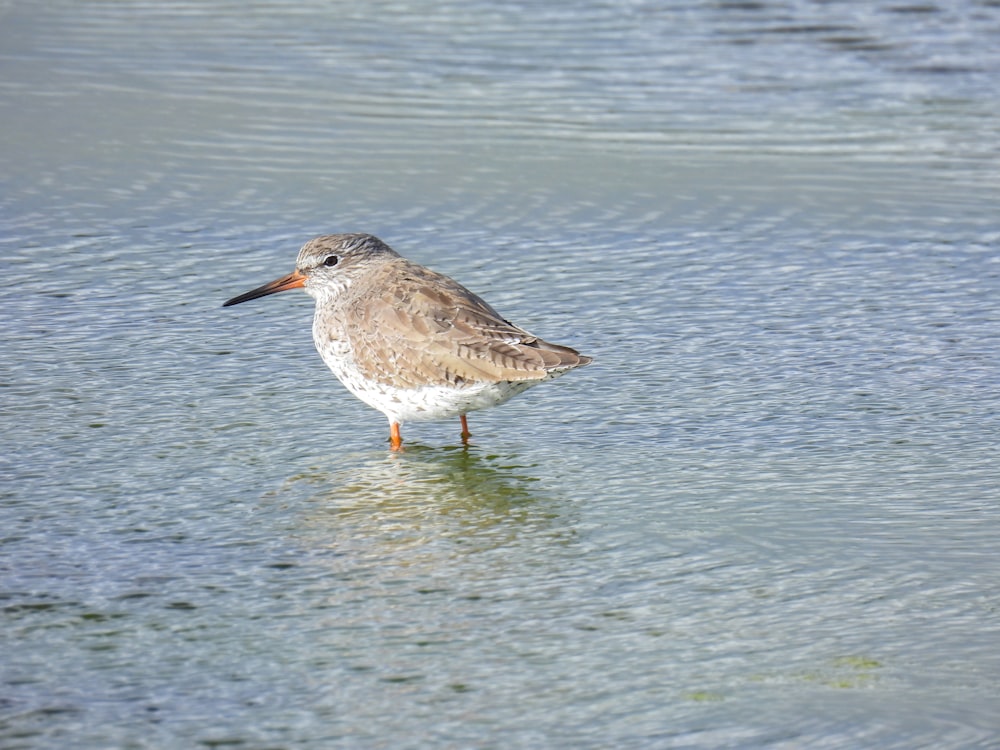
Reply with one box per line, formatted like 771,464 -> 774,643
222,291 -> 255,307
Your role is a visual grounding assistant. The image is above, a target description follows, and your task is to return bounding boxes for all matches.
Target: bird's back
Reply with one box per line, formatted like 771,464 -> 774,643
313,255 -> 590,390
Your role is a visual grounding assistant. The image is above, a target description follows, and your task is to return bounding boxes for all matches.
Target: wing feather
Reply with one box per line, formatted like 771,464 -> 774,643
346,259 -> 588,388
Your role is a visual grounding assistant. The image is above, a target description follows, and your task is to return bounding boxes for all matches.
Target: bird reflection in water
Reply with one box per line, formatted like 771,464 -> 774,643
280,444 -> 573,563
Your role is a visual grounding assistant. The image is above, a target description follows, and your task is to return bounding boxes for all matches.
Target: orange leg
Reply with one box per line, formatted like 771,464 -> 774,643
460,414 -> 471,444
389,422 -> 403,451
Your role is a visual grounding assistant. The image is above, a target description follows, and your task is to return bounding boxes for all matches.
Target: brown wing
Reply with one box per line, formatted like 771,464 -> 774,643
346,260 -> 589,388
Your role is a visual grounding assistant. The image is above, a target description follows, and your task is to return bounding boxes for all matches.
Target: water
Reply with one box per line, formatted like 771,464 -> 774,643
2,1 -> 999,747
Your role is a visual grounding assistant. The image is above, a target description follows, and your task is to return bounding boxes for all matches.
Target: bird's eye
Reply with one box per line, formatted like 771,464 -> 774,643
323,255 -> 339,267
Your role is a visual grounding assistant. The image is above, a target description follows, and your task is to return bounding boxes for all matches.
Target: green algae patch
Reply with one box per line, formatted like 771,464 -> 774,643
684,691 -> 725,702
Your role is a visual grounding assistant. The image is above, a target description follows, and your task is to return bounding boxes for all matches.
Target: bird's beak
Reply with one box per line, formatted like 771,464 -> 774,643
223,270 -> 306,307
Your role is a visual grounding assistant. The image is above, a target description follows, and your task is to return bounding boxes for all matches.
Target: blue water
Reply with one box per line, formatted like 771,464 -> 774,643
2,1 -> 999,747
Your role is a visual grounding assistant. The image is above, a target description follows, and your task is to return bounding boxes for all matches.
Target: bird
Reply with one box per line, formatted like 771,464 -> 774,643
223,233 -> 591,450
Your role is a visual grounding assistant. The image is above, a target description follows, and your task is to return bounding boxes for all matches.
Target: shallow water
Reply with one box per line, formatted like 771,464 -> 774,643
2,1 -> 1000,747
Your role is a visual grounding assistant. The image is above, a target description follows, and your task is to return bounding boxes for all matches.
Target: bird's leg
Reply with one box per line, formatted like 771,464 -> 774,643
460,414 -> 471,444
390,422 -> 403,452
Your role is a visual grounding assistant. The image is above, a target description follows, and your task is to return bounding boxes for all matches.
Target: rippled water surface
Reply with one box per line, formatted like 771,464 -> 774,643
2,1 -> 1000,747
